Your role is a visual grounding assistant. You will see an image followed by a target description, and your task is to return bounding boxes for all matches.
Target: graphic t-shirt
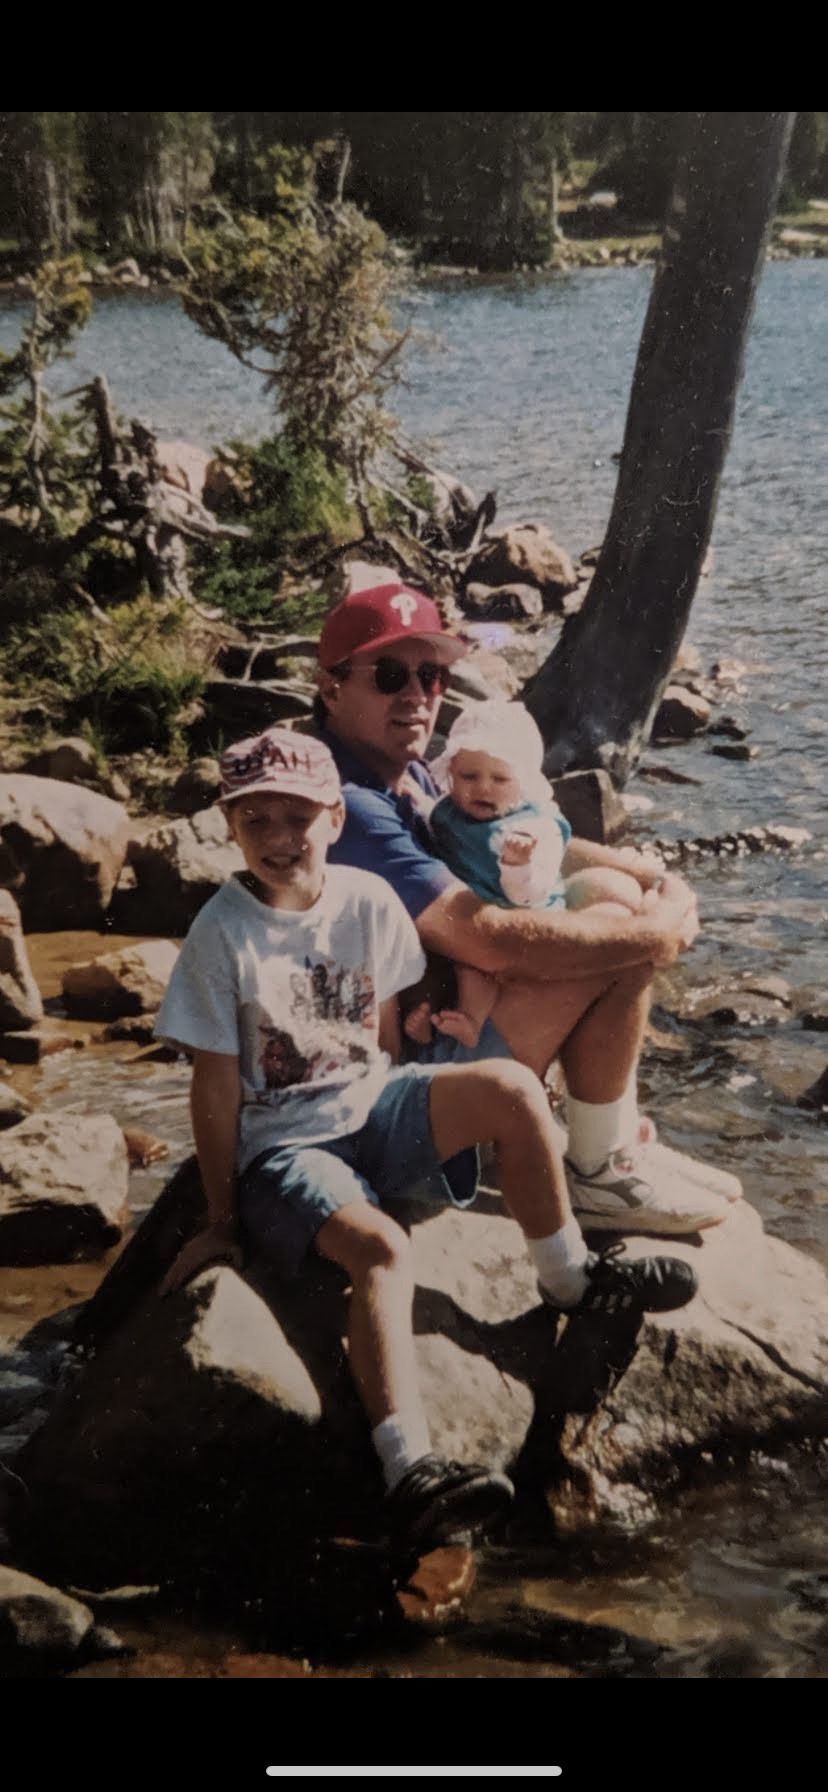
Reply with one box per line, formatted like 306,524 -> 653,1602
155,866 -> 426,1171
430,796 -> 572,909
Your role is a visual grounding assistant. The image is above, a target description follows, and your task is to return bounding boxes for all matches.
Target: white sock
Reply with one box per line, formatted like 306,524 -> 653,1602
566,1083 -> 639,1175
528,1215 -> 589,1306
372,1410 -> 431,1492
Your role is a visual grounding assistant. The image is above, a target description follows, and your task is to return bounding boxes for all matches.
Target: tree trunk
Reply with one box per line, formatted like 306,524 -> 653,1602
524,112 -> 794,784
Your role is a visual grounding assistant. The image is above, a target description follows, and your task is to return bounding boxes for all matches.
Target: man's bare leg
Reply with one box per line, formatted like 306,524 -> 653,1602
488,962 -> 652,1093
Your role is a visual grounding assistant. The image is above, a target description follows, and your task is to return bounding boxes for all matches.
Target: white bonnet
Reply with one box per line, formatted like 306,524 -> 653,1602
430,700 -> 550,801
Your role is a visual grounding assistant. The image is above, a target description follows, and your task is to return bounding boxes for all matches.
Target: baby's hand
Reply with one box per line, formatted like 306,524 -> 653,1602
616,845 -> 666,879
500,831 -> 536,866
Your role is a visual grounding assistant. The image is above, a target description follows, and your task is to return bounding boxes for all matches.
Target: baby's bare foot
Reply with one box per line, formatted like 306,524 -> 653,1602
403,1001 -> 434,1045
433,1010 -> 481,1047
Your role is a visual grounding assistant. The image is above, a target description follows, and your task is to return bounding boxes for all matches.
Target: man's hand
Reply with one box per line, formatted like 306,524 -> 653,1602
641,873 -> 700,964
159,1221 -> 242,1298
500,831 -> 536,867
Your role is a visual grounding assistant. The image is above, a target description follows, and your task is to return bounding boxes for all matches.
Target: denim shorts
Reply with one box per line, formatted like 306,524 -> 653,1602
238,1062 -> 486,1279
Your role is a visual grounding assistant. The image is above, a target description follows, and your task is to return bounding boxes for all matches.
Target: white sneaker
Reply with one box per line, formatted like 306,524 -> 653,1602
565,1147 -> 730,1235
636,1121 -> 743,1202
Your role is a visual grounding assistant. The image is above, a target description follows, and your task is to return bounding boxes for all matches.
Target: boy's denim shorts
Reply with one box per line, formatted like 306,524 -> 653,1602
238,1056 -> 505,1279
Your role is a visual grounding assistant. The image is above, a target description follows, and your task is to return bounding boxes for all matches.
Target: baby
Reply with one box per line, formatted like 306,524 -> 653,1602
408,701 -> 650,1047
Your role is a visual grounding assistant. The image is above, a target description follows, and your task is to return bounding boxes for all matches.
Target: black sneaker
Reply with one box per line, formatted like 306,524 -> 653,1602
540,1247 -> 698,1317
384,1454 -> 515,1548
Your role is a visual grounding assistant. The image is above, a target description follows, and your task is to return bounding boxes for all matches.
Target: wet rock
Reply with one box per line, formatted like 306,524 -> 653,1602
638,763 -> 703,787
0,1080 -> 30,1128
800,1010 -> 828,1033
763,825 -> 812,852
465,524 -> 578,610
0,891 -> 43,1032
678,975 -> 791,1029
707,716 -> 749,741
111,807 -> 242,935
0,775 -> 130,929
166,758 -> 222,817
0,1368 -> 46,1426
20,737 -> 129,803
796,1064 -> 828,1113
0,1112 -> 129,1266
710,743 -> 760,763
652,686 -> 712,740
396,1545 -> 477,1630
61,940 -> 178,1020
13,1163 -> 826,1586
0,1565 -> 98,1671
550,770 -> 628,845
101,1016 -> 159,1045
671,641 -> 703,677
461,581 -> 544,622
0,1032 -> 42,1065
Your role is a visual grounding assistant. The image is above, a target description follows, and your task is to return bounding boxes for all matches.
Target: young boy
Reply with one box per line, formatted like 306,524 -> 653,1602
155,725 -> 698,1550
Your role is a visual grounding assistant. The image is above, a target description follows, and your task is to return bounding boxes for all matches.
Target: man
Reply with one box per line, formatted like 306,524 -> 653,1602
314,580 -> 742,1233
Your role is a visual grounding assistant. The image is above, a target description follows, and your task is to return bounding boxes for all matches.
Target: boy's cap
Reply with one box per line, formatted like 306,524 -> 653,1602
219,727 -> 342,806
318,582 -> 467,669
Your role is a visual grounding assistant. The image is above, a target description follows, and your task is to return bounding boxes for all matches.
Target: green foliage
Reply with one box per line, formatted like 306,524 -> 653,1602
0,596 -> 206,754
193,435 -> 356,621
0,257 -> 93,531
182,159 -> 403,481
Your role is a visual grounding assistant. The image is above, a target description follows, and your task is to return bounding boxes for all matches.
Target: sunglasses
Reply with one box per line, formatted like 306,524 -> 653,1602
342,656 -> 451,697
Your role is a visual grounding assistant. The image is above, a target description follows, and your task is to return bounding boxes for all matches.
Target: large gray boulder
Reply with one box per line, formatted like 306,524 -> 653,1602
111,807 -> 243,934
0,890 -> 43,1031
12,1163 -> 827,1593
0,1112 -> 129,1265
0,775 -> 130,928
465,524 -> 579,609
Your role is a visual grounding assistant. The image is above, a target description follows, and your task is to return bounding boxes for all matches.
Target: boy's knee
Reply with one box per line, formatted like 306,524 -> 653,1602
338,1207 -> 411,1278
476,1059 -> 546,1119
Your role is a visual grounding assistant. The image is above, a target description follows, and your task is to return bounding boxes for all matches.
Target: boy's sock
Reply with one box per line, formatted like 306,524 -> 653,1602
372,1410 -> 432,1493
527,1215 -> 589,1307
566,1081 -> 639,1175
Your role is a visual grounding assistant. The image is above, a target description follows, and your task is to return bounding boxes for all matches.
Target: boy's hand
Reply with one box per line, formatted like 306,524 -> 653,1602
500,831 -> 536,867
159,1221 -> 242,1298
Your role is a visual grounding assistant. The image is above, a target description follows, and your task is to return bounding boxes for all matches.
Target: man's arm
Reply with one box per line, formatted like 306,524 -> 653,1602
415,874 -> 698,983
160,1050 -> 243,1295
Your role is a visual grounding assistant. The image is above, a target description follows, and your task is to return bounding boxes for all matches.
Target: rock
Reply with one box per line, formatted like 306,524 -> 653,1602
20,737 -> 129,803
0,1368 -> 47,1427
465,524 -> 578,609
14,1169 -> 827,1590
167,759 -> 222,817
196,680 -> 313,745
461,581 -> 544,622
707,716 -> 749,741
800,1009 -> 828,1033
0,1032 -> 42,1065
763,825 -> 812,852
0,1113 -> 129,1265
551,770 -> 628,845
0,775 -> 130,930
550,1203 -> 827,1533
110,257 -> 141,281
710,743 -> 759,762
652,686 -> 712,740
685,975 -> 792,1029
111,807 -> 242,935
61,941 -> 178,1020
155,440 -> 211,499
452,648 -> 518,701
0,891 -> 43,1032
796,1064 -> 828,1112
0,1565 -> 98,1671
101,1016 -> 158,1045
671,641 -> 703,677
0,1080 -> 30,1128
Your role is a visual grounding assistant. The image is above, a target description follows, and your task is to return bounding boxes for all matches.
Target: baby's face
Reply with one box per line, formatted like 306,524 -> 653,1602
448,750 -> 523,819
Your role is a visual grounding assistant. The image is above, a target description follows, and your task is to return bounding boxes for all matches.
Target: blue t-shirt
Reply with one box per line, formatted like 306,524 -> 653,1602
323,730 -> 455,921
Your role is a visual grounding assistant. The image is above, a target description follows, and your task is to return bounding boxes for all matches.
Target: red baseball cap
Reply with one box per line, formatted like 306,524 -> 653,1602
318,582 -> 467,669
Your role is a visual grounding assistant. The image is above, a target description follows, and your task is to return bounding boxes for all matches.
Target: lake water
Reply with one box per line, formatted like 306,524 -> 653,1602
1,266 -> 826,1678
